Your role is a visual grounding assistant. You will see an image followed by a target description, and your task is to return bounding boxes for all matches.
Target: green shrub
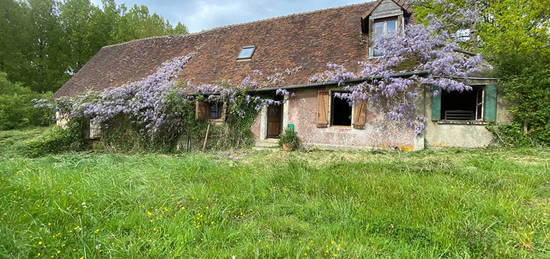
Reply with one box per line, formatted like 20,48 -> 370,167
96,90 -> 259,153
278,128 -> 300,151
18,124 -> 87,157
489,123 -> 542,147
496,66 -> 550,146
0,72 -> 54,130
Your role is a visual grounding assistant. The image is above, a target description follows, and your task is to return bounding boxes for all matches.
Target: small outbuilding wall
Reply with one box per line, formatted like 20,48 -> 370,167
423,79 -> 511,148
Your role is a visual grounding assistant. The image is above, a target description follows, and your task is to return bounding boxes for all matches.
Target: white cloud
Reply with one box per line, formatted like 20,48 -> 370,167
100,0 -> 371,32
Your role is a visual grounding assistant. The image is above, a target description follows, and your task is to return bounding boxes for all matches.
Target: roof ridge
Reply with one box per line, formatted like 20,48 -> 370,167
102,1 -> 376,49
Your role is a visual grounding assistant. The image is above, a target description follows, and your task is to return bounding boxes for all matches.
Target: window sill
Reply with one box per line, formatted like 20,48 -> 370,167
209,118 -> 225,123
329,125 -> 352,129
436,120 -> 489,125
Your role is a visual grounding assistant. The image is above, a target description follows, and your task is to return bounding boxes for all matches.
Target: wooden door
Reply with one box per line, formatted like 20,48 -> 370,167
267,104 -> 282,138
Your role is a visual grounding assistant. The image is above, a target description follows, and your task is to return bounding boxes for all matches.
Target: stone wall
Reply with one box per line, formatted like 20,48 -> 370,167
286,87 -> 418,150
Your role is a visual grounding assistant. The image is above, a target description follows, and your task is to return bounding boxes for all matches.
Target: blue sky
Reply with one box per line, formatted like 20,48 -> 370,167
91,0 -> 373,33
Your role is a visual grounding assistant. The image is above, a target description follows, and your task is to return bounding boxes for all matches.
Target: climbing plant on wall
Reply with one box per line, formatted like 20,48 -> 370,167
407,0 -> 550,145
311,22 -> 488,135
50,52 -> 299,152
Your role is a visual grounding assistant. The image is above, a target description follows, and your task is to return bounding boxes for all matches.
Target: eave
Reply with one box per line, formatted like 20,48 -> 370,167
249,70 -> 431,93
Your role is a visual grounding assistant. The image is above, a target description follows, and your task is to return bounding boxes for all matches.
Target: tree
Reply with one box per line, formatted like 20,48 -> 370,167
0,0 -> 189,94
478,0 -> 550,144
409,0 -> 550,144
27,0 -> 68,93
0,0 -> 34,88
60,0 -> 103,73
112,4 -> 187,43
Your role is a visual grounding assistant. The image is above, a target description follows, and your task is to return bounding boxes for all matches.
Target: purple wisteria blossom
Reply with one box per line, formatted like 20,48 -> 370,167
186,66 -> 303,115
311,21 -> 489,135
31,98 -> 54,109
65,53 -> 196,136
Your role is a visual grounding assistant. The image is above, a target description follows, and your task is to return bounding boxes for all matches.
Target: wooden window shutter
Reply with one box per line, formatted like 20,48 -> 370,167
432,87 -> 442,121
317,91 -> 329,128
222,102 -> 228,121
484,84 -> 497,122
195,101 -> 208,120
352,100 -> 367,129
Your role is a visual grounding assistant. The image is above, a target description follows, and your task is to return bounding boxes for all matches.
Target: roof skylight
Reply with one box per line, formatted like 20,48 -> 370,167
237,46 -> 256,60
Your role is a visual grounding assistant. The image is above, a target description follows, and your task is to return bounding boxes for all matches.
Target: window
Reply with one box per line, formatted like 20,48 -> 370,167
454,29 -> 472,42
208,102 -> 224,120
441,87 -> 484,121
371,17 -> 398,57
432,84 -> 497,123
237,46 -> 256,60
331,92 -> 352,126
196,101 -> 225,121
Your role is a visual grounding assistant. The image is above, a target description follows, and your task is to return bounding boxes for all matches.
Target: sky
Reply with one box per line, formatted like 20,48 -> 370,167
91,0 -> 373,33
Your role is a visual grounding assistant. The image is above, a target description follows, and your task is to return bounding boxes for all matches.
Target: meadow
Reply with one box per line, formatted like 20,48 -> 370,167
0,128 -> 548,258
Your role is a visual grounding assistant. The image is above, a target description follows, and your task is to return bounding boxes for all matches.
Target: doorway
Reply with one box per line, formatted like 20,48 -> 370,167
267,104 -> 283,138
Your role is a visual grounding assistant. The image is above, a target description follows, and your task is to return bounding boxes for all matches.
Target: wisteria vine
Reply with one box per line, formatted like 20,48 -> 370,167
310,21 -> 489,135
55,52 -> 300,140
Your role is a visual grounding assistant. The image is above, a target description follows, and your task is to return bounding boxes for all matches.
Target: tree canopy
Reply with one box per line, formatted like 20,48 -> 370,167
0,0 -> 188,93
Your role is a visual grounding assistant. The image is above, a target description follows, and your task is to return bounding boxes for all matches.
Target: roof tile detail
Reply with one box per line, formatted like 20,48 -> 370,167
54,2 -> 377,98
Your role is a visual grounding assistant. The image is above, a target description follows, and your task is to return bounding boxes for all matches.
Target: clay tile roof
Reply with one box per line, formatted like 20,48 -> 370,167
54,2 -> 379,98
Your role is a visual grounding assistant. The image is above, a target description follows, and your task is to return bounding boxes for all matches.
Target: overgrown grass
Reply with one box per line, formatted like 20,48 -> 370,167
0,128 -> 548,258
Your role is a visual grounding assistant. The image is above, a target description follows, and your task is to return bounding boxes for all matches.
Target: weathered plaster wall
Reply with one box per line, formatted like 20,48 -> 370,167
251,83 -> 512,150
424,88 -> 512,148
287,88 -> 417,150
251,112 -> 261,140
55,112 -> 70,129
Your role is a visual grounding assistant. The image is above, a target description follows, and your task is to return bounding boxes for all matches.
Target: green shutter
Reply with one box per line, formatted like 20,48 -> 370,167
484,84 -> 497,122
431,88 -> 441,121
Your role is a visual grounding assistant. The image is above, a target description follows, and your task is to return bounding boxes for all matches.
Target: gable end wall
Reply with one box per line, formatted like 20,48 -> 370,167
370,0 -> 404,19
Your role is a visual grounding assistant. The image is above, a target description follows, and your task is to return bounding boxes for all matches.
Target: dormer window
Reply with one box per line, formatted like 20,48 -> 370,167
237,46 -> 256,60
372,17 -> 398,57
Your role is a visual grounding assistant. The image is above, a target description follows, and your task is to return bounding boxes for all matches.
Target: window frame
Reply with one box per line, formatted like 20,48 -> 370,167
329,90 -> 353,128
439,86 -> 486,122
237,45 -> 256,60
370,17 -> 399,58
206,101 -> 225,121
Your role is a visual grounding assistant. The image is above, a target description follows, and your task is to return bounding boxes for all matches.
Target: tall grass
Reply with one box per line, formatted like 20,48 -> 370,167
0,129 -> 548,258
